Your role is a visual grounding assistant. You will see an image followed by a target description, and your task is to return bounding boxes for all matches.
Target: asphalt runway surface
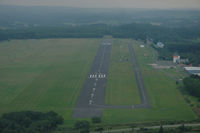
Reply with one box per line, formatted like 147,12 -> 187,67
73,39 -> 112,118
73,40 -> 151,118
103,43 -> 151,109
127,43 -> 151,108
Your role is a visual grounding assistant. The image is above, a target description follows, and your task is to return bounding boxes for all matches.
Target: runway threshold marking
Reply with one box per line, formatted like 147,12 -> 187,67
89,74 -> 106,78
73,39 -> 112,117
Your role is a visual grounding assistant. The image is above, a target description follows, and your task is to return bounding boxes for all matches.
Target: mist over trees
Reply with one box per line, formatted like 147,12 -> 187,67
0,5 -> 200,27
0,5 -> 200,65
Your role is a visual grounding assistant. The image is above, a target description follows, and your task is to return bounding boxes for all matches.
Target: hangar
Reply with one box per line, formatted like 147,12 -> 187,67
184,67 -> 200,76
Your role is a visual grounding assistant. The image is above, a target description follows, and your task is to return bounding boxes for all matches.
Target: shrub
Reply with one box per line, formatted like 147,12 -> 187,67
0,111 -> 63,133
91,117 -> 101,124
74,120 -> 90,130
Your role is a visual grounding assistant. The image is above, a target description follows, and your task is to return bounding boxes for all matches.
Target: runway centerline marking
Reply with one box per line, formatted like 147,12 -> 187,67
98,46 -> 106,73
73,39 -> 113,118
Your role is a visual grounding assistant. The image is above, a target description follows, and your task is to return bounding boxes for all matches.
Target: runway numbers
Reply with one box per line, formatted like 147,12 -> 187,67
89,74 -> 106,78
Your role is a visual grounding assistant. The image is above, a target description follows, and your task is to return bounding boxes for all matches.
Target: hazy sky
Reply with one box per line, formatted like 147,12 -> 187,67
0,0 -> 200,9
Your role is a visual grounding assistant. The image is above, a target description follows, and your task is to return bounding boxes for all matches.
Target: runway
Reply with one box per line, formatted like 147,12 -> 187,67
127,43 -> 151,107
73,39 -> 150,118
96,43 -> 151,109
72,39 -> 112,118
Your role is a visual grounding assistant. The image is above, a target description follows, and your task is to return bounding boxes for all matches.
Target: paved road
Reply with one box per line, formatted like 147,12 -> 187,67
103,43 -> 151,109
72,39 -> 112,118
127,43 -> 151,108
92,123 -> 200,133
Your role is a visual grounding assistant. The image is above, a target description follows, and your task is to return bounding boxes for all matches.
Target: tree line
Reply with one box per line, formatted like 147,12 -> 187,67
1,23 -> 200,41
183,75 -> 200,98
0,23 -> 200,65
0,111 -> 63,133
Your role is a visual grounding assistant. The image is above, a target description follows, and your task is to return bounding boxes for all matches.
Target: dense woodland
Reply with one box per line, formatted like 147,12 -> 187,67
0,111 -> 63,133
1,23 -> 200,41
183,75 -> 200,98
0,6 -> 200,65
0,23 -> 200,65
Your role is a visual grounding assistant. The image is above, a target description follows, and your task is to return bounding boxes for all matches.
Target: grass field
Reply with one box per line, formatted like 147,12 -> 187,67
0,38 -> 197,127
161,66 -> 188,80
0,38 -> 100,125
103,39 -> 197,124
105,39 -> 141,105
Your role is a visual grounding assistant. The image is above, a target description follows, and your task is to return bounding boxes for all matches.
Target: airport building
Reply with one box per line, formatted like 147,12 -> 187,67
173,55 -> 180,63
173,54 -> 188,64
156,42 -> 164,48
184,67 -> 200,76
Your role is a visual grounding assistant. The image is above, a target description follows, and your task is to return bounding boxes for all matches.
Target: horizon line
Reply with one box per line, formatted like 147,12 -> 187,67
0,4 -> 200,10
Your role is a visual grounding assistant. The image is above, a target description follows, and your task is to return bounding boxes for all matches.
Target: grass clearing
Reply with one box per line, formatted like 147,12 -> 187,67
103,40 -> 197,124
105,39 -> 141,105
0,38 -> 197,127
160,66 -> 188,80
0,38 -> 100,125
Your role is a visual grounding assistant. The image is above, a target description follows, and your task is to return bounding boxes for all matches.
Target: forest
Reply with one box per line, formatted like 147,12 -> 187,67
0,23 -> 200,65
183,75 -> 200,98
0,111 -> 63,133
0,6 -> 200,65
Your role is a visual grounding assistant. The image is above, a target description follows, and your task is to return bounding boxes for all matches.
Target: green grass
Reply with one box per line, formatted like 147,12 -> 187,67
0,38 -> 100,125
166,67 -> 187,78
105,39 -> 141,105
0,38 -> 197,127
103,40 -> 197,124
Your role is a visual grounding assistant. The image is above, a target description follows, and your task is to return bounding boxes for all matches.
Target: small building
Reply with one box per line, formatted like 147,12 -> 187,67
184,67 -> 200,76
173,53 -> 189,64
140,45 -> 144,48
173,55 -> 180,63
156,42 -> 164,48
177,59 -> 189,64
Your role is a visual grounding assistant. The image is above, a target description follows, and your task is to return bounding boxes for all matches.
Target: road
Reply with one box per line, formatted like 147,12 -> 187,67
72,39 -> 112,118
104,43 -> 151,109
92,123 -> 200,133
127,43 -> 151,107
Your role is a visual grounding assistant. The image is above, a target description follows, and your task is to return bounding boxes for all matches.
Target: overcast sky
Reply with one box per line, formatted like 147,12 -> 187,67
0,0 -> 200,9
